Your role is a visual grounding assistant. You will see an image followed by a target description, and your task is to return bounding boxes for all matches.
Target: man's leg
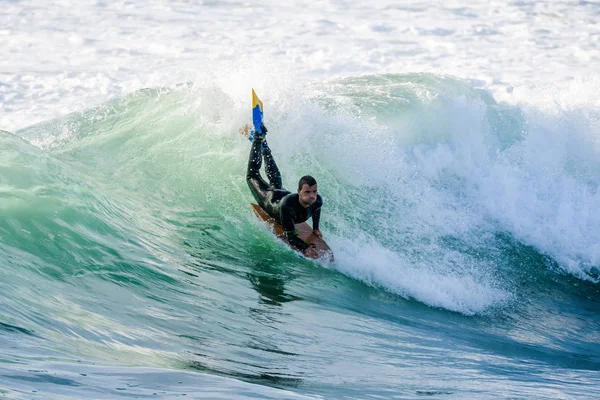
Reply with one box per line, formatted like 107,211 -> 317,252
246,137 -> 271,207
262,146 -> 283,190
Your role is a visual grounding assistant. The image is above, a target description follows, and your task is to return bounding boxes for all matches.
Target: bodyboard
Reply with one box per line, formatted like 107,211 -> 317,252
251,203 -> 334,262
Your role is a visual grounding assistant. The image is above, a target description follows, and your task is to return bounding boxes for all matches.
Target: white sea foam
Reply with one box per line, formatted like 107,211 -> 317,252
2,0 -> 600,131
329,235 -> 510,315
478,81 -> 600,279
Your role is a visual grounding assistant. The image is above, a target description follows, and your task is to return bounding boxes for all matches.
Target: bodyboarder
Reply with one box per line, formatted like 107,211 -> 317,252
245,123 -> 323,258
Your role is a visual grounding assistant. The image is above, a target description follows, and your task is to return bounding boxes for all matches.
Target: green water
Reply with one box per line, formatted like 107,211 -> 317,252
1,75 -> 599,399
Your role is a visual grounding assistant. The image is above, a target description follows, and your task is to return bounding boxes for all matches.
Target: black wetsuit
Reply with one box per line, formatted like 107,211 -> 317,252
246,136 -> 322,251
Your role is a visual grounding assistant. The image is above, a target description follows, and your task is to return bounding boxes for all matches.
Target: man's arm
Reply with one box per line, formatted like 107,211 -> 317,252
311,195 -> 323,231
285,230 -> 311,251
282,219 -> 310,251
280,199 -> 310,251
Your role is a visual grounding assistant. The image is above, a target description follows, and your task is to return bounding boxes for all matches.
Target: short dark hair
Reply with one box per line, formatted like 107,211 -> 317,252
298,175 -> 317,190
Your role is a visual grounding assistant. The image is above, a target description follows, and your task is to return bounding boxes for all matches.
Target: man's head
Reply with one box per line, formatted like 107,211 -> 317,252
297,175 -> 318,208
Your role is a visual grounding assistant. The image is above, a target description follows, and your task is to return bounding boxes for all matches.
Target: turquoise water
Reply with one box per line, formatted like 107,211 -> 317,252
1,75 -> 599,399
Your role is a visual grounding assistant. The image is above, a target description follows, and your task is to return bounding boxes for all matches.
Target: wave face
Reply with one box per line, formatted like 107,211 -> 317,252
2,75 -> 600,399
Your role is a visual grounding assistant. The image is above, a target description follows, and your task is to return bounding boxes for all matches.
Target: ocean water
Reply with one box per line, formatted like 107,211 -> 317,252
1,1 -> 600,399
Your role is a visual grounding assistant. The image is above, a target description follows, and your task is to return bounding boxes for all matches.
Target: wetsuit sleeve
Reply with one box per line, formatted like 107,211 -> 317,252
286,231 -> 310,251
312,195 -> 323,231
280,198 -> 310,251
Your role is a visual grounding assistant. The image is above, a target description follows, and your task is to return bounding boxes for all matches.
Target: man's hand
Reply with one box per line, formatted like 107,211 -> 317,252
238,123 -> 251,138
312,229 -> 323,239
304,245 -> 318,258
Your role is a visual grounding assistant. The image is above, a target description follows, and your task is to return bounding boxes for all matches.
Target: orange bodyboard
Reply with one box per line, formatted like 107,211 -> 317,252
251,204 -> 334,261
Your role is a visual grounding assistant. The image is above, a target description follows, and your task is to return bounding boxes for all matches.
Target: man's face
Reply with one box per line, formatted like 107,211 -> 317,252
298,184 -> 318,207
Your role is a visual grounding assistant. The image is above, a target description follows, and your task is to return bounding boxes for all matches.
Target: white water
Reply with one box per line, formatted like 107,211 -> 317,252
2,0 -> 600,131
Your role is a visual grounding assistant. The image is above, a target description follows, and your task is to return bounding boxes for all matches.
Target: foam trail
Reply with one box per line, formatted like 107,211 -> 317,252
330,236 -> 510,315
